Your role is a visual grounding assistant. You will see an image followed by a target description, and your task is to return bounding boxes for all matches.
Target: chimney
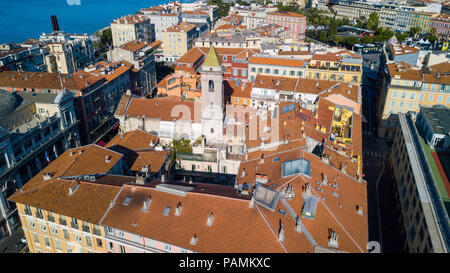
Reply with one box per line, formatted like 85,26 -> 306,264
51,15 -> 60,32
175,202 -> 182,216
190,234 -> 198,246
206,212 -> 214,226
356,205 -> 363,216
278,223 -> 285,242
295,216 -> 303,233
322,174 -> 328,185
249,196 -> 255,208
142,197 -> 151,212
68,183 -> 80,196
136,173 -> 145,184
328,229 -> 338,248
43,172 -> 54,181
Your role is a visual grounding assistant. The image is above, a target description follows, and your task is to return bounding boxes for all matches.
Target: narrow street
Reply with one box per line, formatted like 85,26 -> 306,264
361,57 -> 403,252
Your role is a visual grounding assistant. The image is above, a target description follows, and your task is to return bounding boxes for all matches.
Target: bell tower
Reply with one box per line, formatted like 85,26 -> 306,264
200,46 -> 226,144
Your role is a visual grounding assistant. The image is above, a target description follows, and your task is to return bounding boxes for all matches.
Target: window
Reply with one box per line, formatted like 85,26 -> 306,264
44,237 -> 50,248
108,242 -> 114,250
234,98 -> 238,103
120,245 -> 126,253
50,225 -> 58,235
289,70 -> 295,76
274,69 -> 279,75
85,236 -> 92,246
265,68 -> 271,74
399,102 -> 404,108
74,233 -> 81,243
55,239 -> 61,250
117,230 -> 124,238
241,70 -> 247,77
408,102 -> 414,109
446,96 -> 450,103
391,101 -> 396,108
208,80 -> 214,92
33,233 -> 39,244
401,92 -> 406,99
40,223 -> 47,232
232,69 -> 238,76
282,158 -> 311,177
297,71 -> 302,76
258,68 -> 263,73
428,94 -> 434,102
29,220 -> 35,228
392,91 -> 398,98
63,229 -> 69,240
419,94 -> 424,100
410,93 -> 415,99
251,67 -> 256,72
96,238 -> 103,247
437,95 -> 443,103
164,244 -> 172,251
105,226 -> 114,235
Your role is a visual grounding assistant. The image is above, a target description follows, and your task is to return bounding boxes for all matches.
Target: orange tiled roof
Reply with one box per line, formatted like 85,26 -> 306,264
120,40 -> 148,53
249,57 -> 304,68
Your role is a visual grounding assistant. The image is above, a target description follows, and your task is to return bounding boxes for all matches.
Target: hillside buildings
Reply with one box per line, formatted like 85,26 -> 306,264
111,15 -> 154,47
0,41 -> 48,72
39,31 -> 95,74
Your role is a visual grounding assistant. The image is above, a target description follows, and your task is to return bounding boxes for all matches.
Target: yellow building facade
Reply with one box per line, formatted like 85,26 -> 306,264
306,58 -> 363,85
18,203 -> 108,253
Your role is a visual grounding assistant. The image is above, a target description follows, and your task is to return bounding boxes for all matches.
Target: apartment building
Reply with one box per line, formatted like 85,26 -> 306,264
377,62 -> 450,140
248,56 -> 306,82
389,111 -> 449,252
265,12 -> 306,40
195,31 -> 262,49
162,22 -> 198,62
306,52 -> 363,86
0,41 -> 47,72
0,90 -> 80,239
431,14 -> 450,39
111,15 -> 154,47
108,40 -> 157,96
139,6 -> 182,41
0,63 -> 132,145
410,11 -> 434,33
181,10 -> 211,30
388,43 -> 421,66
40,31 -> 95,74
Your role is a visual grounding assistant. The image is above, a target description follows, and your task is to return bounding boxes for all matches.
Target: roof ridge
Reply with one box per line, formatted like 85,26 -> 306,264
255,203 -> 289,253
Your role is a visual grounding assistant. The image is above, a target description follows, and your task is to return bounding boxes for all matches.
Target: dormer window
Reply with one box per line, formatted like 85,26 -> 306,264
190,234 -> 198,246
206,213 -> 214,226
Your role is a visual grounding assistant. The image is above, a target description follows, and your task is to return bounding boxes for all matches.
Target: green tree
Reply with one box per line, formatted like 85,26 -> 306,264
319,30 -> 327,42
328,18 -> 339,37
171,139 -> 193,154
361,35 -> 373,44
366,12 -> 379,31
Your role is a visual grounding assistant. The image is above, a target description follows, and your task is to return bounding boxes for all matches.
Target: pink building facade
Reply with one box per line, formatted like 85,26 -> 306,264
431,14 -> 450,40
103,226 -> 193,253
265,12 -> 306,41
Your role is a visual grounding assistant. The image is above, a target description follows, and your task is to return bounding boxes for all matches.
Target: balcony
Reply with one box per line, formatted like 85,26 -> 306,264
59,218 -> 67,226
25,210 -> 32,216
71,222 -> 79,229
36,213 -> 43,219
47,216 -> 55,223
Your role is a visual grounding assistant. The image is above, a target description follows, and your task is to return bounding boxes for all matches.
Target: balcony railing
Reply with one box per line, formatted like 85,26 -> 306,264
94,228 -> 101,236
25,210 -> 32,216
47,216 -> 55,223
36,213 -> 43,219
82,225 -> 90,233
71,222 -> 79,229
59,219 -> 67,226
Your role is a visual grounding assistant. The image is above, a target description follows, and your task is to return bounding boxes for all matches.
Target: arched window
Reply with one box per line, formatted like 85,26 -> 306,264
208,80 -> 214,92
